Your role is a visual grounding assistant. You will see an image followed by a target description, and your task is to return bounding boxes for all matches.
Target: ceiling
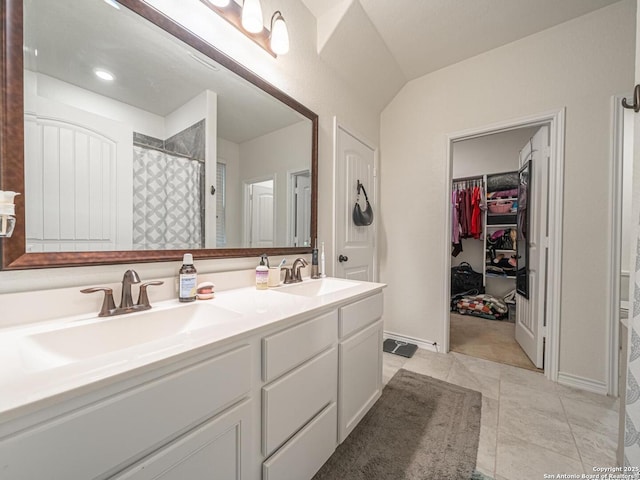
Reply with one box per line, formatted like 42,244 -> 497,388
302,0 -> 622,111
24,0 -> 306,144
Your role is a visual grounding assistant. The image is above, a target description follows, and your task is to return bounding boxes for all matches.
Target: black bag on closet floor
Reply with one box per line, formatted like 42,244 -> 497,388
451,262 -> 485,296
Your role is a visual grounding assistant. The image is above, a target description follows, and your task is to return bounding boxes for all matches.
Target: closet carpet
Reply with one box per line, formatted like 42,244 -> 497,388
449,313 -> 541,372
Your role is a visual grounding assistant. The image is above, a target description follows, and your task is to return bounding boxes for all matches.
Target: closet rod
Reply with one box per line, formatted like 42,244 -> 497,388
453,174 -> 483,183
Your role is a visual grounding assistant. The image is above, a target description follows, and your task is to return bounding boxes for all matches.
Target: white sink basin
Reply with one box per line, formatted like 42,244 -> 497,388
275,278 -> 361,297
19,303 -> 241,371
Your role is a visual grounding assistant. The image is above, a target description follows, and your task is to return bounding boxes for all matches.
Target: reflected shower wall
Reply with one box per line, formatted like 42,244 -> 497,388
132,121 -> 206,250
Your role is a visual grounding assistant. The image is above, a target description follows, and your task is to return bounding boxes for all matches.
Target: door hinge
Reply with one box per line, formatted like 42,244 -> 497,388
373,167 -> 378,177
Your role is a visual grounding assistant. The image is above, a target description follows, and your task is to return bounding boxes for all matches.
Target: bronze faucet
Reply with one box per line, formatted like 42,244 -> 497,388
120,269 -> 140,309
283,258 -> 308,284
81,269 -> 164,317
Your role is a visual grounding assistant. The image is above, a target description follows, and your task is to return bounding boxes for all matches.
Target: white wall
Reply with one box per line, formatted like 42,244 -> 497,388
26,71 -> 166,139
380,0 -> 635,385
240,121 -> 311,246
452,128 -> 536,297
218,138 -> 242,247
0,0 -> 380,296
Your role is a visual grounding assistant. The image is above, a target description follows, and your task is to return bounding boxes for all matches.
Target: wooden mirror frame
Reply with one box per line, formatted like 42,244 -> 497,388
0,0 -> 318,270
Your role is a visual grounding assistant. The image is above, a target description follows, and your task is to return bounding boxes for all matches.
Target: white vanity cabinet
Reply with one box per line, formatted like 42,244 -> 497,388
113,399 -> 252,480
0,344 -> 253,480
0,280 -> 386,480
338,292 -> 384,443
260,310 -> 339,480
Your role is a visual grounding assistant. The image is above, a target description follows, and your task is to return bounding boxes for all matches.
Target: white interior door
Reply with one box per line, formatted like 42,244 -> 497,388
515,125 -> 549,368
248,180 -> 274,248
24,96 -> 132,252
335,124 -> 376,282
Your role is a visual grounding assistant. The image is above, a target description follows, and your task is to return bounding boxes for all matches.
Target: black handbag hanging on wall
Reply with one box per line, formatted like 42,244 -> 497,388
353,180 -> 374,226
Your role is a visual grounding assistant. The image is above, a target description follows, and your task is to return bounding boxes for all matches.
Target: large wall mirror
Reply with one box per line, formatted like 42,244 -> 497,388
0,0 -> 318,269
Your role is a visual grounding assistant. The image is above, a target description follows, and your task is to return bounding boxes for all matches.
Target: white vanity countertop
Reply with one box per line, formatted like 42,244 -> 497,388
0,278 -> 385,422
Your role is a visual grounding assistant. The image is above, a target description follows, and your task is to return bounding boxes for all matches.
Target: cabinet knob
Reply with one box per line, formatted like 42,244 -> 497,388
338,255 -> 348,263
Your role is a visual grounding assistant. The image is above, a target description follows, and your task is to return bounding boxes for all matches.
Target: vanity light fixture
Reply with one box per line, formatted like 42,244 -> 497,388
241,0 -> 263,33
270,11 -> 289,55
102,0 -> 121,10
200,0 -> 289,58
94,68 -> 115,81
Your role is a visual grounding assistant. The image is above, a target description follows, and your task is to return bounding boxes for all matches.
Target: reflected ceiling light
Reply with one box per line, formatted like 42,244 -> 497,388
208,0 -> 230,6
241,0 -> 264,34
94,68 -> 115,81
200,0 -> 290,57
269,11 -> 289,55
102,0 -> 121,10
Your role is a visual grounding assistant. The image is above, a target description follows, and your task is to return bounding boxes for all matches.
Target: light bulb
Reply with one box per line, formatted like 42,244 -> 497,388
241,0 -> 263,33
209,0 -> 230,6
102,0 -> 120,9
94,68 -> 115,81
270,12 -> 289,55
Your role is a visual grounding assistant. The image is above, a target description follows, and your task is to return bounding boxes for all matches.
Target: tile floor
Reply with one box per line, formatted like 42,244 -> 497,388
383,349 -> 619,480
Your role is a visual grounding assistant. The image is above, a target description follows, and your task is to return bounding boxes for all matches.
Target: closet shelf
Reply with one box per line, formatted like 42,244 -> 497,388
486,273 -> 517,279
486,197 -> 517,202
483,170 -> 519,288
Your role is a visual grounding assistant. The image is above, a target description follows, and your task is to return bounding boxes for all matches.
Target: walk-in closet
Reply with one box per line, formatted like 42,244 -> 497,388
450,127 -> 542,371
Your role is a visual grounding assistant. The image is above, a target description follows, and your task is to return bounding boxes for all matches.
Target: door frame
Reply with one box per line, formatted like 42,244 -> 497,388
287,169 -> 311,247
443,108 -> 566,382
609,94 -> 632,396
332,117 -> 379,281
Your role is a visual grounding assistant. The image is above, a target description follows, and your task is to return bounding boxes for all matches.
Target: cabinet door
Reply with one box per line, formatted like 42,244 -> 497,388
113,399 -> 252,480
338,320 -> 383,443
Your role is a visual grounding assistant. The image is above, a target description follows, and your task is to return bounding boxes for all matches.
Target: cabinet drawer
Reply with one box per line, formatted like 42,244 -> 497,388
113,399 -> 252,480
0,345 -> 252,480
262,310 -> 337,382
339,292 -> 383,338
263,403 -> 337,480
262,347 -> 337,457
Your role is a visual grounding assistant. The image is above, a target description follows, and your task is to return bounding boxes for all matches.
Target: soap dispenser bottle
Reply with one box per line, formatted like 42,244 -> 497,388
256,254 -> 269,290
179,253 -> 197,302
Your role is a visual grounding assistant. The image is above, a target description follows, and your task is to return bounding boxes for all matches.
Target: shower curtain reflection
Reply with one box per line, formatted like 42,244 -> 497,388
132,145 -> 204,250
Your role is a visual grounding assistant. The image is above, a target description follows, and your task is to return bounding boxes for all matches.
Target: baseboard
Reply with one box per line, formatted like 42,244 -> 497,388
557,371 -> 608,396
383,331 -> 439,353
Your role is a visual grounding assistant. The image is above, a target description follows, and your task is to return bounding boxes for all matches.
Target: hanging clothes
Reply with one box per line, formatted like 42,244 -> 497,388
470,185 -> 483,239
451,177 -> 484,256
452,190 -> 460,244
